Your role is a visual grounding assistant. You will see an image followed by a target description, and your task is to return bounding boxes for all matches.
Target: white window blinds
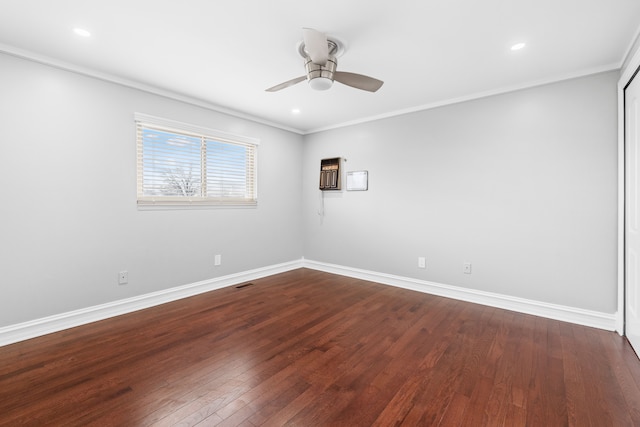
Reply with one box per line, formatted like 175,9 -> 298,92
135,113 -> 258,207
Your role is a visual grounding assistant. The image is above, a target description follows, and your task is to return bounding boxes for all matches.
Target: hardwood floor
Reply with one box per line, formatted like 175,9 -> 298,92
1,268 -> 639,426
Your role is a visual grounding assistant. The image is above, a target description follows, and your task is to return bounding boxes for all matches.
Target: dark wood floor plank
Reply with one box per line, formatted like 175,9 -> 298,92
460,375 -> 495,426
526,316 -> 568,426
474,309 -> 526,426
415,305 -> 499,425
580,326 -> 635,427
0,268 -> 639,426
331,296 -> 453,425
559,322 -> 592,427
597,332 -> 640,424
436,392 -> 470,426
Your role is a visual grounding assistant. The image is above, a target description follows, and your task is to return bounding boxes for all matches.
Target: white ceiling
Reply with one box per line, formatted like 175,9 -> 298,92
1,1 -> 639,134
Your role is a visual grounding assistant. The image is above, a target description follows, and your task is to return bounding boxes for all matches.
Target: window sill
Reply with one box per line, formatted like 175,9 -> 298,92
137,200 -> 257,210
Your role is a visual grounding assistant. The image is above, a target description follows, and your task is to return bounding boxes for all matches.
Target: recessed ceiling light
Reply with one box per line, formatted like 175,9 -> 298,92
73,28 -> 91,37
291,108 -> 301,115
511,42 -> 526,51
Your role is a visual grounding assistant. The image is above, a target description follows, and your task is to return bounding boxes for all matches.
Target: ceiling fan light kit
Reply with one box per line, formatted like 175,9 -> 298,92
305,55 -> 336,91
266,28 -> 384,93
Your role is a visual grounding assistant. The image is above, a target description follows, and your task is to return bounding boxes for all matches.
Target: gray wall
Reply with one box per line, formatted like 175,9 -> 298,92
302,71 -> 618,313
0,51 -> 620,328
0,53 -> 303,327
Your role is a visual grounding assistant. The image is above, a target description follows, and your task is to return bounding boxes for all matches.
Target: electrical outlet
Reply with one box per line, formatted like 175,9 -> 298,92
214,254 -> 222,266
118,270 -> 128,285
418,257 -> 426,269
463,262 -> 472,274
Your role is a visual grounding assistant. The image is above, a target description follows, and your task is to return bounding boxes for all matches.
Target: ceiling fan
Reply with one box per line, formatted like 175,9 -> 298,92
266,28 -> 384,93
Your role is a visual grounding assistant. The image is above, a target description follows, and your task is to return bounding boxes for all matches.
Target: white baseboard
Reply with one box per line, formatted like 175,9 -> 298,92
302,259 -> 617,331
0,260 -> 304,347
0,258 -> 617,347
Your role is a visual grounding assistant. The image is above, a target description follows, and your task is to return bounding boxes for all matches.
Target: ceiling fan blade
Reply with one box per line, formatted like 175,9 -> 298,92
303,28 -> 329,65
265,76 -> 307,92
334,71 -> 384,92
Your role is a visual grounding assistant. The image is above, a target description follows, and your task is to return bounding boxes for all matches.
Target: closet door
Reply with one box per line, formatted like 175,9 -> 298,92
625,70 -> 640,356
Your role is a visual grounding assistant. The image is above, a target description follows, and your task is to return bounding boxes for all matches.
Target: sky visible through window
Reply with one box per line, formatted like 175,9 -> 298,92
142,127 -> 249,199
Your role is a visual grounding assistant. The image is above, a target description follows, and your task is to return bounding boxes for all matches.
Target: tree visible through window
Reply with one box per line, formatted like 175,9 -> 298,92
135,113 -> 258,206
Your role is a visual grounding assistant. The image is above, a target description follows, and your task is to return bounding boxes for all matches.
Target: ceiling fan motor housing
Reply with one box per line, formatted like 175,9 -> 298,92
265,32 -> 382,93
305,55 -> 337,90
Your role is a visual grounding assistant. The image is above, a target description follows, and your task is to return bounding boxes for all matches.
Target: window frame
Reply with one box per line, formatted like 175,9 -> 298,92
135,113 -> 259,208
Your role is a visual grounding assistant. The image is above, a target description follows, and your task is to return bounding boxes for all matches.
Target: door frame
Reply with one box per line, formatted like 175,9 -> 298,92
618,41 -> 640,335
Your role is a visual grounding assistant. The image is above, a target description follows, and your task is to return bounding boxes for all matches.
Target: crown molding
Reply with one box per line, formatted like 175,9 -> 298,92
0,43 -> 304,135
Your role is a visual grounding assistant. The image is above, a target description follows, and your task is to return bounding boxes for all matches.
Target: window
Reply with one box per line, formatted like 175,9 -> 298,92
135,113 -> 258,207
